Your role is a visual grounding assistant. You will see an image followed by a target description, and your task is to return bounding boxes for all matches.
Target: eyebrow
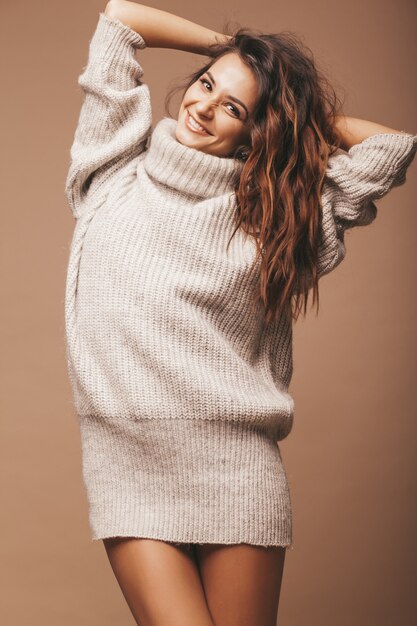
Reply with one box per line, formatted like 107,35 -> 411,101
206,70 -> 249,118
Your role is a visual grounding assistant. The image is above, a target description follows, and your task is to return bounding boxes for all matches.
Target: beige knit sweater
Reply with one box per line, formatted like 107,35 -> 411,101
64,12 -> 417,548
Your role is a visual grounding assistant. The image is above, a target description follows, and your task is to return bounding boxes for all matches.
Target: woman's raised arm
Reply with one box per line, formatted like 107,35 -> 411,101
104,0 -> 230,54
334,114 -> 412,151
65,12 -> 151,219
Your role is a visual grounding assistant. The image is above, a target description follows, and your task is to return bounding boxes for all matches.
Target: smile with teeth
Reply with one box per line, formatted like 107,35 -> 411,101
186,110 -> 210,135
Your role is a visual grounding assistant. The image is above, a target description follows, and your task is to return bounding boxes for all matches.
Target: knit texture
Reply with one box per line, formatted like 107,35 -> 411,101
64,12 -> 417,548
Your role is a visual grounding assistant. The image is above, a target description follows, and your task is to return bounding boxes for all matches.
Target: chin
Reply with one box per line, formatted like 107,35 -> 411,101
175,109 -> 192,144
175,122 -> 204,151
175,113 -> 227,157
174,123 -> 192,148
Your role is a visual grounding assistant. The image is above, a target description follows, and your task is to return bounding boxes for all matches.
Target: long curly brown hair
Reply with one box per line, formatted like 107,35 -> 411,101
164,25 -> 346,326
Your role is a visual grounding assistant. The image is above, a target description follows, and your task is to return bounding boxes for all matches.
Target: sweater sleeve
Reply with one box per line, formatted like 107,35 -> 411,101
316,131 -> 417,278
64,12 -> 152,219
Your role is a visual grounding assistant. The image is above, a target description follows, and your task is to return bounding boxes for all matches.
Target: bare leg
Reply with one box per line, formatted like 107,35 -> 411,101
193,543 -> 286,626
102,537 -> 214,626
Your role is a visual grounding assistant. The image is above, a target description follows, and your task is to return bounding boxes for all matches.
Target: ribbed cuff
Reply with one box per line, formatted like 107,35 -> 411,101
96,11 -> 147,51
349,132 -> 417,198
80,12 -> 147,84
326,131 -> 417,206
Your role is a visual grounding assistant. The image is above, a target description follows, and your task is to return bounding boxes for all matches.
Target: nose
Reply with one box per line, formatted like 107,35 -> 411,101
194,96 -> 217,118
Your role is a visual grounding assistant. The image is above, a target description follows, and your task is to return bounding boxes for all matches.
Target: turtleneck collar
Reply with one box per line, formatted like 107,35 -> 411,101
142,117 -> 244,200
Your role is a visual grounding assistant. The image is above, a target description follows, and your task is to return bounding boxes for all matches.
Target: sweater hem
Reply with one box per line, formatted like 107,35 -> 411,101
76,414 -> 294,549
93,533 -> 294,551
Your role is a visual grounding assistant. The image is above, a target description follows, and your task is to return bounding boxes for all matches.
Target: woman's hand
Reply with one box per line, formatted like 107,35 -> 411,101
104,0 -> 229,54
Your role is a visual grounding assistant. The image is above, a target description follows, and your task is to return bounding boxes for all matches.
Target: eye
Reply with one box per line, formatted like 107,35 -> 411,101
198,77 -> 241,118
199,77 -> 212,90
226,103 -> 240,117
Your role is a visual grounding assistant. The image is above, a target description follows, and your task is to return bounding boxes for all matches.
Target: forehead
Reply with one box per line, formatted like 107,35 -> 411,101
209,52 -> 253,79
207,53 -> 258,108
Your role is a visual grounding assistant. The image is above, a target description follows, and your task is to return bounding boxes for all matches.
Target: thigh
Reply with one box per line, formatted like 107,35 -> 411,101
194,543 -> 286,626
102,537 -> 214,626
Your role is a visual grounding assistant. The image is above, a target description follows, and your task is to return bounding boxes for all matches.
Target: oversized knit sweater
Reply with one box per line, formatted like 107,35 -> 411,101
64,13 -> 417,547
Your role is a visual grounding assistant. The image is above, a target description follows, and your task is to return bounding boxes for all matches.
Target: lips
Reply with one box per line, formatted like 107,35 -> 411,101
185,109 -> 211,135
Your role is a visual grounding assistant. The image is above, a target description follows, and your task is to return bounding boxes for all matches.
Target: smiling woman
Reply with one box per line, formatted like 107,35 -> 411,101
175,56 -> 258,157
64,2 -> 417,625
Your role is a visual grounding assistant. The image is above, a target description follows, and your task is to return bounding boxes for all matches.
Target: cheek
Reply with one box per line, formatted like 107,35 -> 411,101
183,85 -> 199,102
221,121 -> 246,144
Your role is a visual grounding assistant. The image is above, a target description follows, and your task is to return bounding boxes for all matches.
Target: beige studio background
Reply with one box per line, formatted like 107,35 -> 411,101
1,0 -> 416,624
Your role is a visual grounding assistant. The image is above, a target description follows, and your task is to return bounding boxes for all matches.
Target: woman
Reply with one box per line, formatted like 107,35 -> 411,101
64,1 -> 417,624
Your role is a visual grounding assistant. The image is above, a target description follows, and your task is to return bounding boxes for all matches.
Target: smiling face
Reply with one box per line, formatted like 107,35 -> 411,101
175,52 -> 259,158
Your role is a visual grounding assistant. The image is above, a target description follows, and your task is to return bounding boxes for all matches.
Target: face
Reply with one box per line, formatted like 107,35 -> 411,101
175,52 -> 258,158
